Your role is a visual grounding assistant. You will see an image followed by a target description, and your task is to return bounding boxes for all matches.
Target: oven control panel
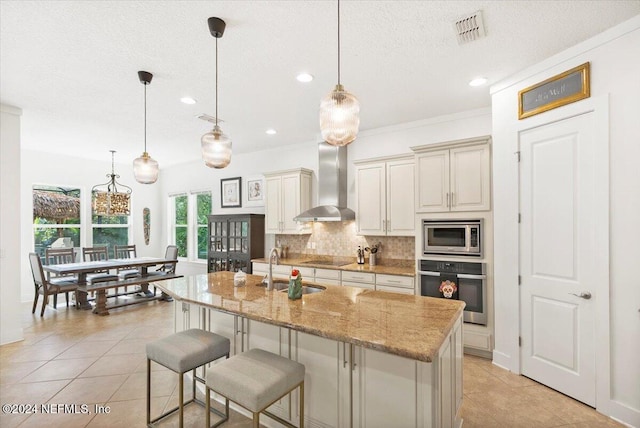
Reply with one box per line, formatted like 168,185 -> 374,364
420,259 -> 484,275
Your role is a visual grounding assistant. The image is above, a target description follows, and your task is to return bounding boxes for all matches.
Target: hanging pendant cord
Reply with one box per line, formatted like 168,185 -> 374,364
337,0 -> 341,86
215,36 -> 219,127
144,83 -> 147,152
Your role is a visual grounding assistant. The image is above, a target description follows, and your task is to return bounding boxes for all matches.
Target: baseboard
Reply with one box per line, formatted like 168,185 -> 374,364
604,399 -> 640,428
463,347 -> 492,359
491,349 -> 513,372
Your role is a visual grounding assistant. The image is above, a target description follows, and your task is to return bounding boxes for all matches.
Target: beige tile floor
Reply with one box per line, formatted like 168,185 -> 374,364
0,300 -> 622,428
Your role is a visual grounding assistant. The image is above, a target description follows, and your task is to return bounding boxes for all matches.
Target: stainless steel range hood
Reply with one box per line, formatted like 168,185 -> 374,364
293,142 -> 355,222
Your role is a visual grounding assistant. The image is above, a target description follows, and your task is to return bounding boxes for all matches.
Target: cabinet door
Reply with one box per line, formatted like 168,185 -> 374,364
376,285 -> 414,295
352,346 -> 418,428
265,176 -> 282,233
450,144 -> 490,211
386,159 -> 415,236
356,162 -> 386,235
416,149 -> 450,212
281,174 -> 300,233
294,332 -> 348,428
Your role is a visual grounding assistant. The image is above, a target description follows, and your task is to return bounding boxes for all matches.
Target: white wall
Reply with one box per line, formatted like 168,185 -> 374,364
1,104 -> 24,345
491,16 -> 640,425
20,150 -> 163,302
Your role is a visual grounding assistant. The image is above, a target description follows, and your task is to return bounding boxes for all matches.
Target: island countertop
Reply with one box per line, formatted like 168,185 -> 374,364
157,271 -> 464,362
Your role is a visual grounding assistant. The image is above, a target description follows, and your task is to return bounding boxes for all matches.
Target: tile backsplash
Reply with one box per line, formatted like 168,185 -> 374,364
276,222 -> 415,261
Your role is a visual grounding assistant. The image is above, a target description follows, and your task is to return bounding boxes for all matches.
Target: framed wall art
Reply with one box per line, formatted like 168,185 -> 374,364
221,177 -> 242,208
518,62 -> 590,120
244,176 -> 264,207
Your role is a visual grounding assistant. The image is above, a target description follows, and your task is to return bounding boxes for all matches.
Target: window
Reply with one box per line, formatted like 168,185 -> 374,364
33,185 -> 81,259
170,191 -> 211,261
173,194 -> 188,258
196,192 -> 211,260
92,212 -> 130,258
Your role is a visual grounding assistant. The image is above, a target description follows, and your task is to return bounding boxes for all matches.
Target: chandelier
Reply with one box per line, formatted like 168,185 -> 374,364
92,150 -> 132,216
133,71 -> 159,184
319,0 -> 360,147
201,17 -> 232,168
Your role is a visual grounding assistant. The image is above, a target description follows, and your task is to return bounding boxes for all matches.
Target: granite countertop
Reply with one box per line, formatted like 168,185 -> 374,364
156,271 -> 464,362
251,256 -> 415,277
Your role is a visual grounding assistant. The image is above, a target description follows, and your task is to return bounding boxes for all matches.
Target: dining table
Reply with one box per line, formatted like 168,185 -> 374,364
42,257 -> 180,313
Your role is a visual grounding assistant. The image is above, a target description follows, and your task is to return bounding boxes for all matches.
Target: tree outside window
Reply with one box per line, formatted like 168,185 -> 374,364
92,212 -> 129,258
170,192 -> 211,260
196,193 -> 211,260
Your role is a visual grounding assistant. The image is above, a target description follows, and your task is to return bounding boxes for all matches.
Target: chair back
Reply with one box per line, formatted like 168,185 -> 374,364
83,246 -> 109,262
114,244 -> 136,259
45,247 -> 76,265
29,252 -> 47,288
160,245 -> 178,273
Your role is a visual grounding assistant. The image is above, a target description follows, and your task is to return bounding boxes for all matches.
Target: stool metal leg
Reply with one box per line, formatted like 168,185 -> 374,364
146,359 -> 151,426
179,372 -> 184,428
299,381 -> 304,428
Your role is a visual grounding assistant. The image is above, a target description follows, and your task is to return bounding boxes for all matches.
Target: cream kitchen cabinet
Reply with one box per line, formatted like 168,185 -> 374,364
376,273 -> 415,295
355,156 -> 415,236
413,136 -> 491,213
264,168 -> 312,234
341,271 -> 375,290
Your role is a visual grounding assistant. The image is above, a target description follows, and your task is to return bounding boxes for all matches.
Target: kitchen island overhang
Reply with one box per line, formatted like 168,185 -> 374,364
156,271 -> 464,428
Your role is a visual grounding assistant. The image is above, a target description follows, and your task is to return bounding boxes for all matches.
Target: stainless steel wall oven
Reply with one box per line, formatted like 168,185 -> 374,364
419,259 -> 487,325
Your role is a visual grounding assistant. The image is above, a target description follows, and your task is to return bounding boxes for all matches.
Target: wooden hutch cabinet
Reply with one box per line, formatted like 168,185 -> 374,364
207,214 -> 265,274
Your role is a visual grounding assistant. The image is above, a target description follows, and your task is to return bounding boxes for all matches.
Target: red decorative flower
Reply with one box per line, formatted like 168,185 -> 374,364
291,269 -> 300,277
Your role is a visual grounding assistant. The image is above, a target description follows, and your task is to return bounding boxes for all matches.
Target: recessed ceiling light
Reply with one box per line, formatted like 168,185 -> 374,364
266,129 -> 277,135
468,77 -> 488,87
296,73 -> 314,83
180,97 -> 197,104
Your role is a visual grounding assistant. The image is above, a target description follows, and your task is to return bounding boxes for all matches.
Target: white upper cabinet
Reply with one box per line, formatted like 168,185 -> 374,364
264,168 -> 312,234
355,156 -> 415,236
413,136 -> 491,213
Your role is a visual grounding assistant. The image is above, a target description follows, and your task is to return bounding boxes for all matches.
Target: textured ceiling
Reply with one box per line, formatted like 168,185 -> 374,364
1,1 -> 639,167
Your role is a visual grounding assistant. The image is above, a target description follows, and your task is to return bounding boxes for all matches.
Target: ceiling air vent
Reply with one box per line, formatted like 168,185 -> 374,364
454,10 -> 486,45
197,113 -> 224,124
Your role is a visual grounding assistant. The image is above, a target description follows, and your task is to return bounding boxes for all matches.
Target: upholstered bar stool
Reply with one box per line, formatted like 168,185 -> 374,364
205,348 -> 305,428
146,329 -> 230,428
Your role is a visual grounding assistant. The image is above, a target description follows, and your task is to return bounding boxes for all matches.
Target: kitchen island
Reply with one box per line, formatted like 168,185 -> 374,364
157,271 -> 464,428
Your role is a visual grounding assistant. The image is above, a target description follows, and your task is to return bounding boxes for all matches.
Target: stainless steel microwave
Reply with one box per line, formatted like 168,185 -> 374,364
422,220 -> 482,257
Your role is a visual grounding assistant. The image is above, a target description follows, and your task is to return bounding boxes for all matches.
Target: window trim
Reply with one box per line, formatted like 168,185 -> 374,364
168,191 -> 211,263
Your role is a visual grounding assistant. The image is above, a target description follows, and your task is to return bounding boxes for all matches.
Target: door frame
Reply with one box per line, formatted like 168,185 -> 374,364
515,96 -> 610,409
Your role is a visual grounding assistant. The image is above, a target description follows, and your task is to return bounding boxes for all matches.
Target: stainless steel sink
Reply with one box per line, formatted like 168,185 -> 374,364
258,279 -> 325,294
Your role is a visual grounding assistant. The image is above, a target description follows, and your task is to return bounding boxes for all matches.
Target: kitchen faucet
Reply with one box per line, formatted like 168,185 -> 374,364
266,247 -> 280,291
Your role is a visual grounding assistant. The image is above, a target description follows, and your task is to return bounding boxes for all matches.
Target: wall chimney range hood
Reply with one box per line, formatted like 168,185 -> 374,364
293,142 -> 355,222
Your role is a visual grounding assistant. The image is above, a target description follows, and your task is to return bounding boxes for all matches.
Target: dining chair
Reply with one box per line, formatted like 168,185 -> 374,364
82,246 -> 118,285
30,253 -> 79,317
44,247 -> 78,308
144,245 -> 178,296
114,244 -> 140,280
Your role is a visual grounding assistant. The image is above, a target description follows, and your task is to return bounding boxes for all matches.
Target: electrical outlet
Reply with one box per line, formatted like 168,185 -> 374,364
306,242 -> 312,249
311,242 -> 316,249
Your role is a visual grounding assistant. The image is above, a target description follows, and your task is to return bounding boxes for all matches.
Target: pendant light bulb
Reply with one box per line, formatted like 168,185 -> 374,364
319,0 -> 360,147
133,71 -> 159,184
202,17 -> 232,168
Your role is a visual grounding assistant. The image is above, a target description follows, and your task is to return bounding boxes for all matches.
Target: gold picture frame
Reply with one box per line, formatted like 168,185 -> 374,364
518,62 -> 590,120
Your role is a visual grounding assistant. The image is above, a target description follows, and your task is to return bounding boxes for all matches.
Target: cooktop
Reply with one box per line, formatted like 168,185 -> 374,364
299,260 -> 350,267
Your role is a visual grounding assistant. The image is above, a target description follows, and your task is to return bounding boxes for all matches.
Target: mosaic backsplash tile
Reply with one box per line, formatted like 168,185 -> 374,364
276,222 -> 415,262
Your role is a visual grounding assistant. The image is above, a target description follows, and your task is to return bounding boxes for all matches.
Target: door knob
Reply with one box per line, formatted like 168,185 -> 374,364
569,291 -> 592,300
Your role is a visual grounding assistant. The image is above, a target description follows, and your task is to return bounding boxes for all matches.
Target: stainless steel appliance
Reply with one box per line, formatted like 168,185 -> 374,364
419,259 -> 487,325
422,219 -> 482,257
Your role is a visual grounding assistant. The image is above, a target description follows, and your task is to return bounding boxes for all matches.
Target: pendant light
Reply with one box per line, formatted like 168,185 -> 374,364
92,150 -> 132,216
201,17 -> 232,169
133,71 -> 159,183
319,0 -> 360,147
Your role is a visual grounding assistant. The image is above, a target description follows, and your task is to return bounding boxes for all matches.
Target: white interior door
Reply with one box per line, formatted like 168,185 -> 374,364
519,112 -> 602,406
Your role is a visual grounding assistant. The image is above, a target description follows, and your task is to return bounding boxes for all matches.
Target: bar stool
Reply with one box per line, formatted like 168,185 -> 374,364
146,329 -> 230,428
205,348 -> 305,428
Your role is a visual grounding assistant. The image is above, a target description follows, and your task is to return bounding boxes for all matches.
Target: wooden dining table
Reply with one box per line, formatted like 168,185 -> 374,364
42,257 -> 181,314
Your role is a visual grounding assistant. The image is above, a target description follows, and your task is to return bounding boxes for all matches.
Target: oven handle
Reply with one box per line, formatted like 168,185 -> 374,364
418,270 -> 440,277
457,273 -> 487,280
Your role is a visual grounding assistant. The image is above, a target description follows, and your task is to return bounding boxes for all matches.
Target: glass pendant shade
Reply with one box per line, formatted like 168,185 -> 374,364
319,84 -> 360,146
133,152 -> 159,184
201,125 -> 232,168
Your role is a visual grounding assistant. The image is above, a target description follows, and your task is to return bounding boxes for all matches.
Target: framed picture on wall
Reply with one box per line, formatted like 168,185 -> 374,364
244,175 -> 264,207
221,177 -> 242,208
